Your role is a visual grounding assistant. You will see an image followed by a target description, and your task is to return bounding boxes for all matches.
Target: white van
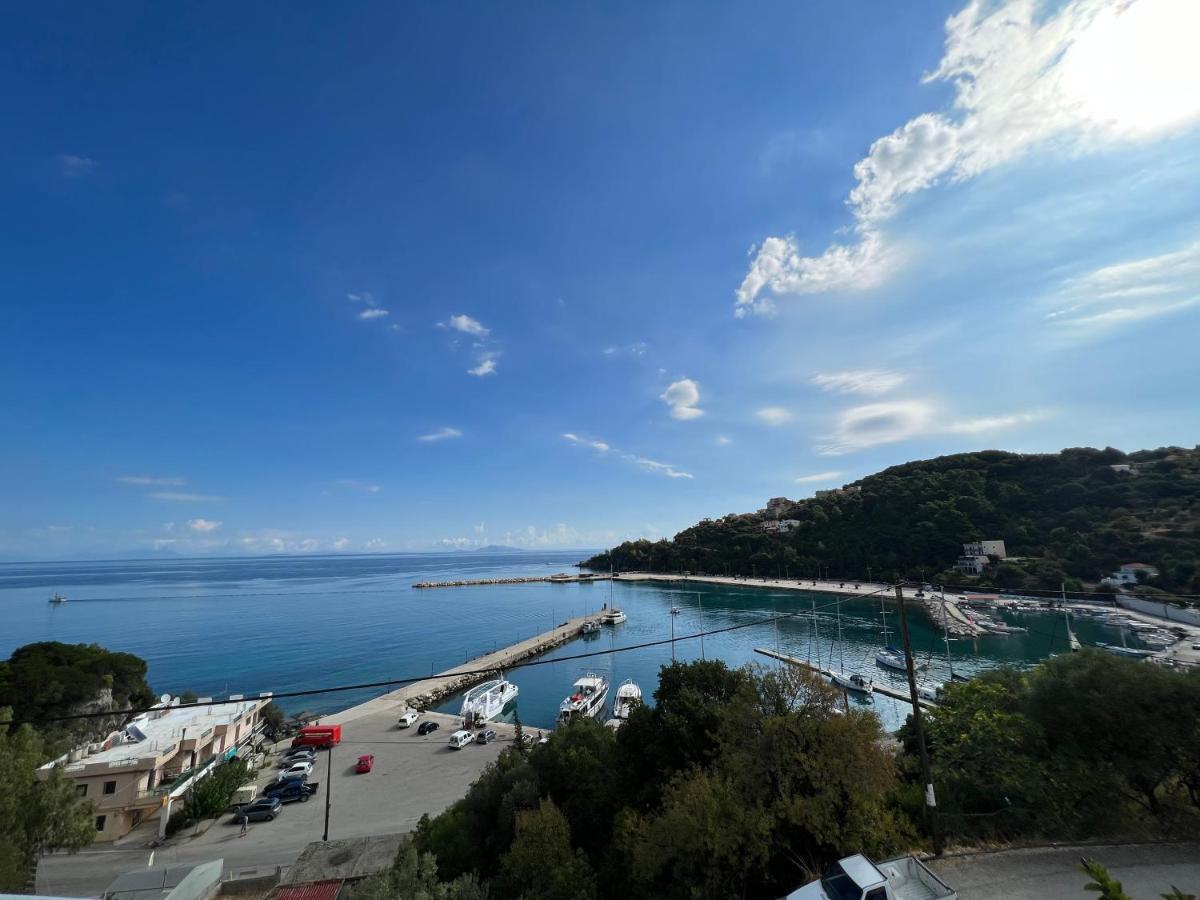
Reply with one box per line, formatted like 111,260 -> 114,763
448,730 -> 474,749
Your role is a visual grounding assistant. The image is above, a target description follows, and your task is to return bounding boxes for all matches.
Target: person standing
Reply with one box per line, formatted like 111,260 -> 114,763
239,814 -> 248,837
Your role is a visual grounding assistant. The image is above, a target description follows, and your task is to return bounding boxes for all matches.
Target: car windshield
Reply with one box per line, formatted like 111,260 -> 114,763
820,865 -> 864,900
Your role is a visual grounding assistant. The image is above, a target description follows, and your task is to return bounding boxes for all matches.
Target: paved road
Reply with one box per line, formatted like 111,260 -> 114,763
36,711 -> 536,896
930,842 -> 1200,899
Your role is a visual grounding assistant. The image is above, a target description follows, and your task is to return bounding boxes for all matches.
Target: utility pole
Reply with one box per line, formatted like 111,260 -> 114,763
322,744 -> 332,841
895,583 -> 943,855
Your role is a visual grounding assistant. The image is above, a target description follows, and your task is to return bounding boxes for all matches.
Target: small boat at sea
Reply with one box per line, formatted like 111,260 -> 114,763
917,683 -> 942,703
581,620 -> 601,635
875,647 -> 907,671
558,673 -> 610,726
460,675 -> 519,728
47,593 -> 67,604
670,607 -> 680,615
1096,643 -> 1154,659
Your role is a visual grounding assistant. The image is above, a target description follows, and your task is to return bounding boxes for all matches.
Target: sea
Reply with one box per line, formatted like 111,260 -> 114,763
0,551 -> 1140,731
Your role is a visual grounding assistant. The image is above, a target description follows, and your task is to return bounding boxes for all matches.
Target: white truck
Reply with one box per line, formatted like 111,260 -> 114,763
787,854 -> 956,900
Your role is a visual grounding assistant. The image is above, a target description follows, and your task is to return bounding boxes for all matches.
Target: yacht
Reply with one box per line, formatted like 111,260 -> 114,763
601,608 -> 627,625
581,620 -> 602,635
610,680 -> 642,720
557,673 -> 610,726
830,671 -> 874,695
460,676 -> 519,728
874,647 -> 907,671
47,593 -> 67,604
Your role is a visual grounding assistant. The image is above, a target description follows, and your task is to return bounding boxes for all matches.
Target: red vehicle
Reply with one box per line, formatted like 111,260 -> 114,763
355,754 -> 374,774
291,724 -> 342,749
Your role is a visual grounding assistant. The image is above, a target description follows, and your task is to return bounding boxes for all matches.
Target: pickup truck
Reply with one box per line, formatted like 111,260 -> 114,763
262,780 -> 319,803
788,854 -> 956,900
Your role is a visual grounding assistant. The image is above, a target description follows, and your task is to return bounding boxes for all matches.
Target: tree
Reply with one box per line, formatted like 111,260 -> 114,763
1080,859 -> 1132,900
0,710 -> 96,889
345,835 -> 483,900
497,799 -> 597,900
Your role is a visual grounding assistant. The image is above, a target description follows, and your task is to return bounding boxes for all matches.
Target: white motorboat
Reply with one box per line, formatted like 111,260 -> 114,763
47,593 -> 67,604
874,647 -> 907,671
601,608 -> 627,625
830,671 -> 873,695
610,680 -> 642,720
557,673 -> 610,726
1097,643 -> 1154,659
917,683 -> 942,703
581,620 -> 601,635
460,676 -> 519,728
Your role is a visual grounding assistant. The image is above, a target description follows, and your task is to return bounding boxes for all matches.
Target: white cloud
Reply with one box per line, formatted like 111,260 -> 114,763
468,354 -> 498,376
756,407 -> 792,426
60,154 -> 96,177
364,538 -> 385,551
333,537 -> 351,550
446,314 -> 490,337
715,435 -> 732,446
795,471 -> 844,484
188,518 -> 221,533
562,433 -> 611,453
149,491 -> 223,502
335,479 -> 382,493
473,522 -> 486,535
418,427 -> 463,442
811,369 -> 906,396
502,523 -> 586,548
944,411 -> 1049,434
358,308 -> 389,320
736,0 -> 1200,316
117,475 -> 186,486
660,379 -> 704,420
820,401 -> 934,455
623,455 -> 694,479
1045,240 -> 1200,334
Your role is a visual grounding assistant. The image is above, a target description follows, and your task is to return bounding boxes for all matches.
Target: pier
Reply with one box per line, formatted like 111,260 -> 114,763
413,573 -> 610,588
754,647 -> 937,708
617,573 -> 985,636
335,615 -> 592,724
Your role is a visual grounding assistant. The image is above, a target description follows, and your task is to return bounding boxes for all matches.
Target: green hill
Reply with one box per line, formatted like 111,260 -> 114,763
586,446 -> 1200,594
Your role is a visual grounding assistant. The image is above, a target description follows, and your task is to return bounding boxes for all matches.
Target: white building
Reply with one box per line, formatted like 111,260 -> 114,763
962,540 -> 1006,559
1109,464 -> 1138,476
40,695 -> 269,842
1103,562 -> 1159,585
761,519 -> 800,534
955,556 -> 990,576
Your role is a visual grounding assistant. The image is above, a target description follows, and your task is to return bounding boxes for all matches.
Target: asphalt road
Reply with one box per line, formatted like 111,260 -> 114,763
36,711 -> 538,896
929,842 -> 1200,899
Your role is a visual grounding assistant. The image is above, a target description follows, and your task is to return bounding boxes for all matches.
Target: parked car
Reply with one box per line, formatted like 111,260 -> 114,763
279,751 -> 315,767
263,780 -> 318,803
475,729 -> 497,745
448,729 -> 474,749
232,796 -> 282,823
417,720 -> 440,736
787,853 -> 956,900
355,754 -> 375,773
397,710 -> 421,728
280,761 -> 314,778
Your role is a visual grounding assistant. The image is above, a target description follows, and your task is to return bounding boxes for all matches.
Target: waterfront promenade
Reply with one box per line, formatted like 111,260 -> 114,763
616,573 -> 986,636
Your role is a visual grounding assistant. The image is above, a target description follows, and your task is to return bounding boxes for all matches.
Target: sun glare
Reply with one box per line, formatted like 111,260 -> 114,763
1060,0 -> 1200,137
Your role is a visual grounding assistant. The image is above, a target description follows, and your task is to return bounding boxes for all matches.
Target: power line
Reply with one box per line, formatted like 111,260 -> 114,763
0,585 -> 896,728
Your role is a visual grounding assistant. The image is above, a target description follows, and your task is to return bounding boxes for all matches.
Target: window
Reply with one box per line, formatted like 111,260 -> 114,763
103,780 -> 117,795
76,783 -> 88,797
95,815 -> 106,832
865,890 -> 888,900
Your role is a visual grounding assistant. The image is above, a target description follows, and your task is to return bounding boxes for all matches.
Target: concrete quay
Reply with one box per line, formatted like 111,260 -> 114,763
334,615 -> 591,725
615,573 -> 986,636
413,574 -> 609,588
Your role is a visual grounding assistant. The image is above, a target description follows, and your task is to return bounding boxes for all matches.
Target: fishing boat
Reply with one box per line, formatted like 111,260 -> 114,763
460,675 -> 519,728
608,679 -> 643,727
557,673 -> 610,726
47,593 -> 67,604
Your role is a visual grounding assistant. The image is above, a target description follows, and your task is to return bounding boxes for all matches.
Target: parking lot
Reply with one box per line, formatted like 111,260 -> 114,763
37,709 -> 543,896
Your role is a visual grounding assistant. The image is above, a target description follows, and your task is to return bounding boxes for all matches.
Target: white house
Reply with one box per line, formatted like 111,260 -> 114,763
962,540 -> 1007,559
1104,562 -> 1159,585
955,555 -> 990,576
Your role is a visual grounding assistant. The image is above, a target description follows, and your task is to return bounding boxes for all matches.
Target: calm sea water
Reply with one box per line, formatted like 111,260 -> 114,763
0,553 -> 1137,731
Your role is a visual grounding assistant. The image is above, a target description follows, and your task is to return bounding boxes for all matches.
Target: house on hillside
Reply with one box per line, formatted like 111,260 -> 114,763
1102,562 -> 1159,585
1109,464 -> 1138,476
954,540 -> 1007,576
761,519 -> 801,534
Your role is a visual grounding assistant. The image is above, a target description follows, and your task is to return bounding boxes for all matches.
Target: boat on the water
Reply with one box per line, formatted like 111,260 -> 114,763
874,647 -> 907,671
611,680 -> 642,720
557,673 -> 610,726
601,608 -> 627,625
460,675 -> 519,728
1097,643 -> 1154,659
581,620 -> 602,635
830,671 -> 873,695
47,593 -> 67,604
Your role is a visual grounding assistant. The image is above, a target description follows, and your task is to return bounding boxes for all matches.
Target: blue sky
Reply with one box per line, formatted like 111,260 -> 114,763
3,0 -> 1199,559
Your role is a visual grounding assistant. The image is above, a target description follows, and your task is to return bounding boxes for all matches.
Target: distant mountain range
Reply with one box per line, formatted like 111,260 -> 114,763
461,544 -> 526,553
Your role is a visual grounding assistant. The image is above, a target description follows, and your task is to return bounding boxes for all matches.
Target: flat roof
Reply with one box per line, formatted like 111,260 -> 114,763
46,697 -> 266,773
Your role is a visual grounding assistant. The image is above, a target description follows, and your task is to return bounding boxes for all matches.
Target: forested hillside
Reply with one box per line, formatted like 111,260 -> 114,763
586,446 -> 1200,594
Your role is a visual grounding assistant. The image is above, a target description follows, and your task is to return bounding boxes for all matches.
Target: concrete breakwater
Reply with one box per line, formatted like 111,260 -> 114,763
413,574 -> 610,588
334,615 -> 592,725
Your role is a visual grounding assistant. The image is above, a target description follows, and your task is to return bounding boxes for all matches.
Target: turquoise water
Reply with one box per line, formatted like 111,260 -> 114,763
0,554 -> 1138,731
